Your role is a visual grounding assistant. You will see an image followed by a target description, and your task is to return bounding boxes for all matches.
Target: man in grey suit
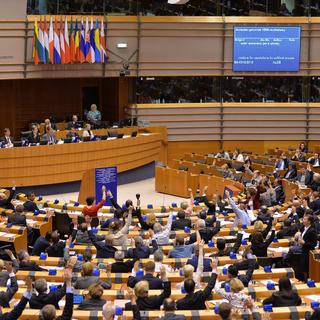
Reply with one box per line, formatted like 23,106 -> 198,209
73,261 -> 111,290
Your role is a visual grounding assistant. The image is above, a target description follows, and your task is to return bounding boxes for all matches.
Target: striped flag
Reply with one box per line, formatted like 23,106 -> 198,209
94,18 -> 101,63
43,18 -> 50,64
38,17 -> 45,63
79,18 -> 86,63
85,17 -> 91,63
53,18 -> 61,64
100,18 -> 107,63
89,17 -> 96,64
59,18 -> 65,64
64,17 -> 70,64
69,18 -> 75,63
33,19 -> 40,65
75,19 -> 80,63
48,17 -> 54,64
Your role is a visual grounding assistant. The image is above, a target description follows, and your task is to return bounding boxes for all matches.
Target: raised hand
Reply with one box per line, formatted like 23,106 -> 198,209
160,266 -> 167,280
106,190 -> 112,197
4,262 -> 13,274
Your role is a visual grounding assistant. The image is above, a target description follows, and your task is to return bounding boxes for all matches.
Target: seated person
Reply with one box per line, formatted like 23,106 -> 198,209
276,219 -> 298,239
222,251 -> 256,288
29,278 -> 66,309
150,212 -> 174,245
28,125 -> 41,144
82,123 -> 95,139
74,222 -> 104,244
42,125 -> 57,144
158,298 -> 186,320
128,261 -> 164,290
39,269 -> 73,320
32,231 -> 52,256
218,300 -> 260,320
77,283 -> 106,311
0,262 -> 18,307
82,186 -> 106,217
101,208 -> 123,229
187,219 -> 220,244
23,192 -> 43,213
125,267 -> 171,311
74,262 -> 111,290
187,241 -> 212,272
0,128 -> 13,148
177,240 -> 205,290
216,278 -> 256,310
211,231 -> 243,257
0,186 -> 16,210
110,251 -> 137,273
17,250 -> 46,271
171,210 -> 191,231
66,127 -> 80,141
126,236 -> 157,259
168,236 -> 196,259
87,222 -> 117,258
8,204 -> 26,226
44,118 -> 57,131
198,210 -> 216,228
154,250 -> 173,273
67,114 -> 82,129
87,104 -> 102,127
46,231 -> 65,257
176,260 -> 217,310
263,277 -> 302,307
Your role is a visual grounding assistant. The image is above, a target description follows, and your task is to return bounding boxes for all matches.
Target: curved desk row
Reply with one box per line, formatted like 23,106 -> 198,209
0,133 -> 164,187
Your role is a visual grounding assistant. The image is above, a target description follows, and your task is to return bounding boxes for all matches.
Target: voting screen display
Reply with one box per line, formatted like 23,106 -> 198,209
233,26 -> 301,72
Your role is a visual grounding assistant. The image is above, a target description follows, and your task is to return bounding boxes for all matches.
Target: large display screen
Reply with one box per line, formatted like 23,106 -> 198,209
233,26 -> 301,72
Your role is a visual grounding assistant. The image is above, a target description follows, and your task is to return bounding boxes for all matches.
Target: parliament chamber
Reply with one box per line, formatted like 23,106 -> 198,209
1,0 -> 320,320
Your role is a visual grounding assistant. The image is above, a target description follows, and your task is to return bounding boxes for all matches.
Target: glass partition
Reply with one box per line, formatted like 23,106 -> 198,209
27,0 -> 320,16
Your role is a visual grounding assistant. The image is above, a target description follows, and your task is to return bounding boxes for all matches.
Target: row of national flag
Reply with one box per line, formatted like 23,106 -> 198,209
33,16 -> 108,65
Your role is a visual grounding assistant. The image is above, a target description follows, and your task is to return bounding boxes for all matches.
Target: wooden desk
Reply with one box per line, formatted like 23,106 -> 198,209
0,132 -> 164,187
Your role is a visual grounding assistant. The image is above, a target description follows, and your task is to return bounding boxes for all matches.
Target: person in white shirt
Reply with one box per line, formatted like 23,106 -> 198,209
153,250 -> 173,273
232,149 -> 244,162
150,212 -> 174,245
82,123 -> 95,139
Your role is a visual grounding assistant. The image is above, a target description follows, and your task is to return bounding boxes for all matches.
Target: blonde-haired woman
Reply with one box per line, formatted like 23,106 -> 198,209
78,283 -> 106,310
216,278 -> 256,310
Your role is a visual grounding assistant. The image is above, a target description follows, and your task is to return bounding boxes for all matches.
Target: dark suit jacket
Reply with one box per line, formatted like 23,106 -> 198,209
186,255 -> 212,272
8,213 -> 26,226
29,284 -> 66,309
275,158 -> 289,170
263,290 -> 302,307
88,229 -> 117,258
0,189 -> 15,210
74,276 -> 111,290
18,261 -> 46,272
295,171 -> 313,186
171,218 -> 192,231
128,273 -> 164,290
23,200 -> 40,213
57,291 -> 73,320
251,230 -> 275,257
0,136 -> 14,146
301,226 -> 317,254
0,295 -> 29,320
277,225 -> 298,239
203,196 -> 216,215
0,275 -> 18,307
27,133 -> 40,144
77,298 -> 106,310
211,232 -> 243,257
126,245 -> 152,259
176,273 -> 217,310
46,241 -> 65,257
0,272 -> 9,287
188,224 -> 220,244
274,186 -> 285,204
32,236 -> 50,256
111,259 -> 137,273
125,281 -> 171,311
284,169 -> 297,180
136,208 -> 154,230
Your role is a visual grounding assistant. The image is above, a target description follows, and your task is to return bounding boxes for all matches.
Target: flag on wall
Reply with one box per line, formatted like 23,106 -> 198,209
33,16 -> 109,65
43,18 -> 50,64
74,19 -> 80,63
100,18 -> 107,63
53,18 -> 61,64
48,17 -> 54,64
79,18 -> 86,63
69,19 -> 75,63
59,19 -> 65,64
94,18 -> 101,63
64,18 -> 70,64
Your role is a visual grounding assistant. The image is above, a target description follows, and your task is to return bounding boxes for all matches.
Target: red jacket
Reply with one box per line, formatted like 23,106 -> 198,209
82,200 -> 105,217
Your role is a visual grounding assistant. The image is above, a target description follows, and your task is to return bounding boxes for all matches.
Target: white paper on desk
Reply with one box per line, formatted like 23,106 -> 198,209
273,213 -> 283,218
3,233 -> 16,238
225,206 -> 232,209
306,295 -> 320,301
108,137 -> 117,140
17,280 -> 25,285
268,247 -> 289,253
41,266 -> 64,271
242,232 -> 251,239
140,133 -> 151,136
209,299 -> 229,305
114,299 -> 130,308
26,219 -> 36,224
123,135 -> 131,139
219,221 -> 233,226
155,212 -> 168,217
283,208 -> 292,214
0,232 -> 7,236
